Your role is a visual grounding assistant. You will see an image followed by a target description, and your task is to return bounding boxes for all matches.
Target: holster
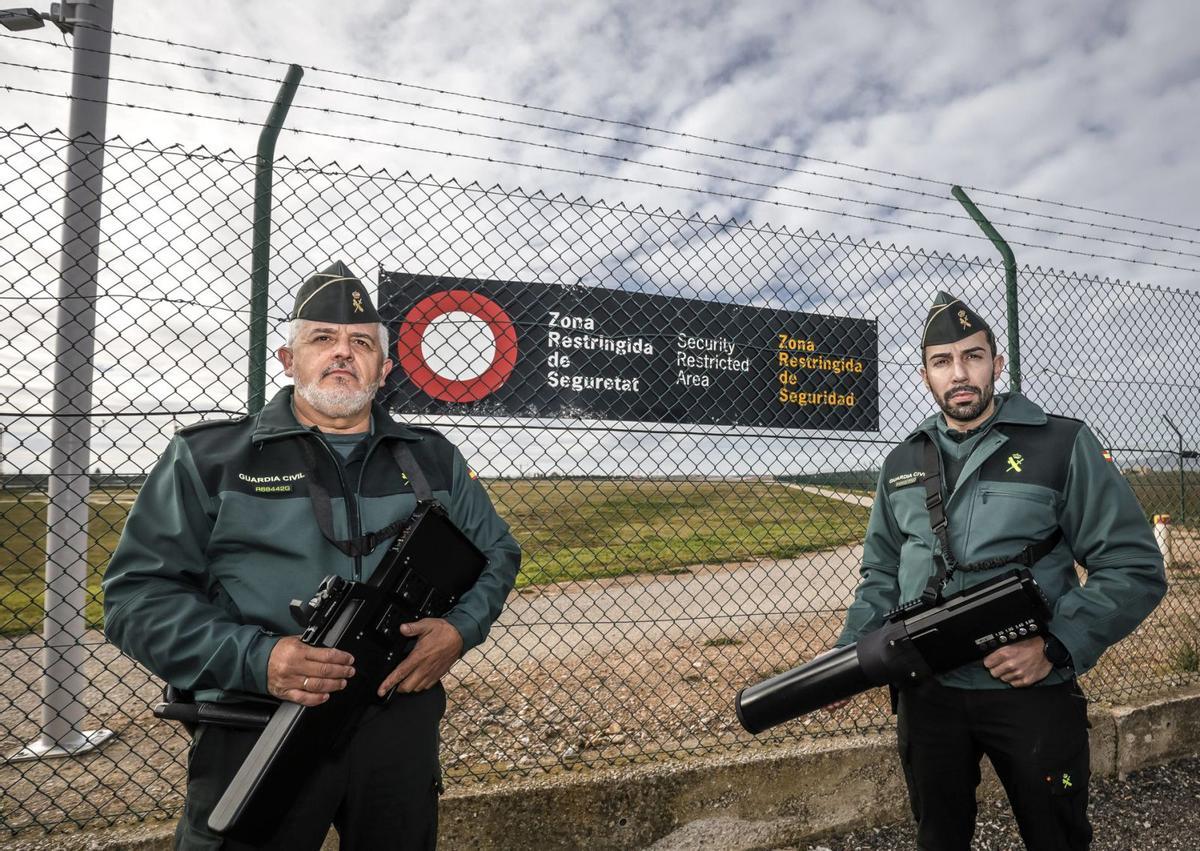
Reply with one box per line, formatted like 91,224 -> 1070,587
152,685 -> 272,735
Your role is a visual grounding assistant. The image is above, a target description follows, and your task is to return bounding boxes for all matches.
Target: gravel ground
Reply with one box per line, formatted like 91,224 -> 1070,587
797,755 -> 1200,851
2,533 -> 1198,837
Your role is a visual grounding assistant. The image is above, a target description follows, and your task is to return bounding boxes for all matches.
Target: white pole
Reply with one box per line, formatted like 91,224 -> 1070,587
10,0 -> 116,761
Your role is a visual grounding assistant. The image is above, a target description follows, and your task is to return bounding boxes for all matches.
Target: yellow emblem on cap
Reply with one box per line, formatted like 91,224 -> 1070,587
957,309 -> 971,329
352,290 -> 365,314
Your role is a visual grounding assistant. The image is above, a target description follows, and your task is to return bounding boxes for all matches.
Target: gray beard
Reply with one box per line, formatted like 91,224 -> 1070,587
295,377 -> 378,420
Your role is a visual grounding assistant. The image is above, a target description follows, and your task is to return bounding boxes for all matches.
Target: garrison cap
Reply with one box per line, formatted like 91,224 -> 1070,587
921,291 -> 992,349
291,260 -> 381,324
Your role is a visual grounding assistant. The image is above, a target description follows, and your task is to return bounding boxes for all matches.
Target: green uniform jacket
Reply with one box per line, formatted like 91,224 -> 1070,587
837,393 -> 1166,688
102,388 -> 522,703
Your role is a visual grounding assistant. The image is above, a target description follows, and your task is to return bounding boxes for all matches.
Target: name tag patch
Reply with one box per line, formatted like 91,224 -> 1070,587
888,471 -> 924,489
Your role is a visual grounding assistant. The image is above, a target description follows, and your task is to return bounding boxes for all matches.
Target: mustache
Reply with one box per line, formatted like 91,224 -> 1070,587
322,359 -> 359,379
942,385 -> 982,405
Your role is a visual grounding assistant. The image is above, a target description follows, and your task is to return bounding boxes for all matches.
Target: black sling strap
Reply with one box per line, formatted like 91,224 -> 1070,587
299,437 -> 434,558
920,434 -> 1062,601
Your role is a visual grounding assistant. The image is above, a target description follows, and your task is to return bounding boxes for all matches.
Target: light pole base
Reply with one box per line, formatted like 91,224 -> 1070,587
5,728 -> 115,762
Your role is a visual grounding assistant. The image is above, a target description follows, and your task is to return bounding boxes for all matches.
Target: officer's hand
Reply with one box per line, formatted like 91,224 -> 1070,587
267,636 -> 355,706
983,636 -> 1052,687
378,618 -> 464,696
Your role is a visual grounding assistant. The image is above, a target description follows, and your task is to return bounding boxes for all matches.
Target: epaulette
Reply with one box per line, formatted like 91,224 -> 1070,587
1044,412 -> 1086,426
176,413 -> 251,436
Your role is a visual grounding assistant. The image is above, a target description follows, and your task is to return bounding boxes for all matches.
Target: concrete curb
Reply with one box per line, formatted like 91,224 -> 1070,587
6,687 -> 1200,851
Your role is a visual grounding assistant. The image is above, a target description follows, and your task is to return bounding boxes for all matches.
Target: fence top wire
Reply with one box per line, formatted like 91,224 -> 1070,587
84,23 -> 1200,235
9,124 -> 1200,306
8,58 -> 1200,266
7,26 -> 1200,245
10,84 -> 1200,280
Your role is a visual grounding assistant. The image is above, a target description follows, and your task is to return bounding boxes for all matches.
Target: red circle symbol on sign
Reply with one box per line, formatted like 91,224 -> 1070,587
397,290 -> 518,402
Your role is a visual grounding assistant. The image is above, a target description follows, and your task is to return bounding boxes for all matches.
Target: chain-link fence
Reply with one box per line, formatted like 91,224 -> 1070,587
1,125 -> 1198,835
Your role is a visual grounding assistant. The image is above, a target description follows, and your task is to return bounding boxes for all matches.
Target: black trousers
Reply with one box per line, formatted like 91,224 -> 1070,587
174,684 -> 446,851
896,679 -> 1092,851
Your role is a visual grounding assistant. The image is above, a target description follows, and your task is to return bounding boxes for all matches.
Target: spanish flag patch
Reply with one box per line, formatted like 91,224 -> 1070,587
468,468 -> 478,480
1101,449 -> 1113,463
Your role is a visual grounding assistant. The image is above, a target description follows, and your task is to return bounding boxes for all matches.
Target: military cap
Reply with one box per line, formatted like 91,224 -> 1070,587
921,291 -> 992,349
291,260 -> 381,324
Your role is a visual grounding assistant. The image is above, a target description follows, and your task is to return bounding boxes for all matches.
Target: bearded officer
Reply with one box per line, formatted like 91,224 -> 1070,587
104,261 -> 521,849
835,291 -> 1165,850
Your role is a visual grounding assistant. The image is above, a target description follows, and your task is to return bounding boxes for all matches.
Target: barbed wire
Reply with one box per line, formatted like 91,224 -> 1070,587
6,30 -> 1200,247
9,84 -> 1200,277
7,127 -> 1200,304
72,22 -> 1200,234
0,127 -> 1025,278
7,60 -> 1200,263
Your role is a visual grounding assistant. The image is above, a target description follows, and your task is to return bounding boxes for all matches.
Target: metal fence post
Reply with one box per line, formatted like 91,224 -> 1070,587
9,0 -> 117,761
951,185 -> 1020,393
247,64 -> 303,415
1163,415 -> 1194,525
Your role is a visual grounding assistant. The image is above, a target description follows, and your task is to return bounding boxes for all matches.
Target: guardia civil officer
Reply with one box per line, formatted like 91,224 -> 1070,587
103,261 -> 522,850
835,292 -> 1166,850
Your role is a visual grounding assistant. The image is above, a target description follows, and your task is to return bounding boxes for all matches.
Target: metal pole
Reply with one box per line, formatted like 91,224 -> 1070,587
248,64 -> 303,414
11,0 -> 116,761
951,186 -> 1020,394
1164,415 -> 1185,525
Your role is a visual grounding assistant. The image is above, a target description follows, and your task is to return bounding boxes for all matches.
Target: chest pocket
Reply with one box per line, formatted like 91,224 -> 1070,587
966,485 -> 1059,563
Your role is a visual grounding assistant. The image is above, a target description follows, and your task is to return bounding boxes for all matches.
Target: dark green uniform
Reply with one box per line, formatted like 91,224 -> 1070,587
837,393 -> 1165,850
103,387 -> 521,848
838,393 -> 1165,684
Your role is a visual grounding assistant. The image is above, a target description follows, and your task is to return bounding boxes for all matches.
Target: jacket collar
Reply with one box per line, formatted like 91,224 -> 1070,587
905,392 -> 1046,443
251,387 -> 425,443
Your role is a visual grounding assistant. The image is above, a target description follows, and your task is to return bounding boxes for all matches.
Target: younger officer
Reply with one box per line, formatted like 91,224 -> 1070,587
836,291 -> 1166,850
103,261 -> 521,850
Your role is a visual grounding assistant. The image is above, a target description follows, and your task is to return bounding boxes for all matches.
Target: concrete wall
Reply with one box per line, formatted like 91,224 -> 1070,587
7,686 -> 1200,851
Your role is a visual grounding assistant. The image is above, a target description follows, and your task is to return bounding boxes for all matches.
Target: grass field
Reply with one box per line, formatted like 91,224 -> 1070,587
0,480 -> 871,636
3,470 -> 1193,637
0,489 -> 131,636
1125,471 -> 1200,523
486,478 -> 871,587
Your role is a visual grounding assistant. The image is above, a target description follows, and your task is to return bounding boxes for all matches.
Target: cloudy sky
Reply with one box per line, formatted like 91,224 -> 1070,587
5,0 -> 1198,282
2,0 -> 1198,472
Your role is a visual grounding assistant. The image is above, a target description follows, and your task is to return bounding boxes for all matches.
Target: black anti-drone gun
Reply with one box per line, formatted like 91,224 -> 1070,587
207,500 -> 486,838
735,567 -> 1052,734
